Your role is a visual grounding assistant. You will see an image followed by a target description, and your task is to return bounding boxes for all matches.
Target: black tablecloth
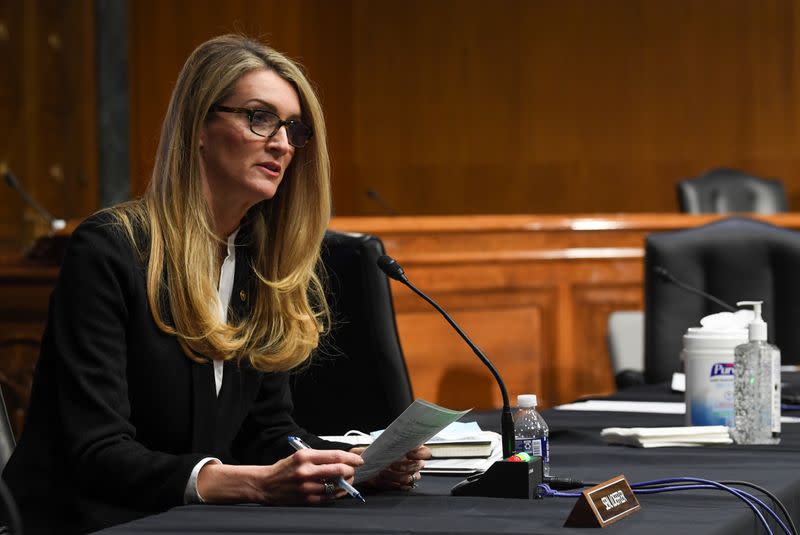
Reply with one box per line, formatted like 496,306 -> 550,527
95,384 -> 800,534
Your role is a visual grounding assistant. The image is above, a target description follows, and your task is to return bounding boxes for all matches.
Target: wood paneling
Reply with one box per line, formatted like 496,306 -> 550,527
0,260 -> 58,437
5,1 -> 800,254
128,0 -> 356,211
0,0 -> 97,251
3,213 -> 800,429
329,213 -> 800,408
128,0 -> 800,216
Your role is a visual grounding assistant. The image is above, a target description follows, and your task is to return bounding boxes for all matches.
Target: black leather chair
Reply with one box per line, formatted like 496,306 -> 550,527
677,168 -> 787,214
644,217 -> 800,383
0,384 -> 19,535
0,386 -> 14,475
289,230 -> 413,435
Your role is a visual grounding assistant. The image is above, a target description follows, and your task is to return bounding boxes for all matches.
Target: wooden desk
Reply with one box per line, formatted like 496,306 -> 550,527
3,213 -> 800,437
0,259 -> 58,436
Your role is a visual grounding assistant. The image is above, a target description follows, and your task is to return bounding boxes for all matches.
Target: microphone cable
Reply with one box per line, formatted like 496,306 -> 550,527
537,476 -> 795,535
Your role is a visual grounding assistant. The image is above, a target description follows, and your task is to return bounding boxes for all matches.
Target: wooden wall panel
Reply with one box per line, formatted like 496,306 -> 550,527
3,213 -> 800,429
0,263 -> 58,437
348,0 -> 800,215
330,213 -> 800,409
128,0 -> 356,211
395,284 -> 551,410
0,0 -> 96,251
127,0 -> 800,217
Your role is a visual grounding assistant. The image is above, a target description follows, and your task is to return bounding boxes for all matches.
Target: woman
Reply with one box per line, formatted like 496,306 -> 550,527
3,35 -> 428,534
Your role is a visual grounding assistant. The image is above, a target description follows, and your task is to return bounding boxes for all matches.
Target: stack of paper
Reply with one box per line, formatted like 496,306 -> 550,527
324,420 -> 503,476
426,430 -> 499,458
600,426 -> 732,448
323,422 -> 501,458
422,422 -> 502,475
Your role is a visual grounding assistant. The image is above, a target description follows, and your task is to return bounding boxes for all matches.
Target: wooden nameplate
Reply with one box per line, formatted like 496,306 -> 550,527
564,474 -> 640,528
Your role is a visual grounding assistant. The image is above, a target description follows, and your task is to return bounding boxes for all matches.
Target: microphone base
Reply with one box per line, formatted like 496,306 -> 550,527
451,458 -> 543,499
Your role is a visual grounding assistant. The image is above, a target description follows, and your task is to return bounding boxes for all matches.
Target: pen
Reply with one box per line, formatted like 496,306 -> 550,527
287,435 -> 366,503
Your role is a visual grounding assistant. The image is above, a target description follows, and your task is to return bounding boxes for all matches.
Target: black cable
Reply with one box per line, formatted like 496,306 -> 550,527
631,479 -> 796,535
721,481 -> 797,535
548,476 -> 795,535
542,476 -> 589,490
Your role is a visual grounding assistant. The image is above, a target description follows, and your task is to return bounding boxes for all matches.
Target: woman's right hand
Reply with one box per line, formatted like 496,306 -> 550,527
198,449 -> 364,505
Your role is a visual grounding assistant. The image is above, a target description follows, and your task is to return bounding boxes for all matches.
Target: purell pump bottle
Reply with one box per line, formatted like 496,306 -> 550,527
732,301 -> 781,445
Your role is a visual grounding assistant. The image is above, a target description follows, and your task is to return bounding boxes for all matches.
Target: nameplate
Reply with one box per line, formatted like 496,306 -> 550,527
564,474 -> 640,528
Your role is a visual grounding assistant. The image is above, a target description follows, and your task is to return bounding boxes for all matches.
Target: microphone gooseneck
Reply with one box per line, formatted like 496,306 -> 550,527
377,254 -> 516,458
3,168 -> 66,231
366,189 -> 399,216
653,266 -> 737,312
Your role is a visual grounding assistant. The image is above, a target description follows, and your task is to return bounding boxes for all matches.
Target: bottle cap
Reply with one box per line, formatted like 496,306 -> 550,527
517,394 -> 537,407
736,301 -> 767,341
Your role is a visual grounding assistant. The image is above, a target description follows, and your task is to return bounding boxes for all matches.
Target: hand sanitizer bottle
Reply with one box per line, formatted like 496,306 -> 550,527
732,301 -> 781,445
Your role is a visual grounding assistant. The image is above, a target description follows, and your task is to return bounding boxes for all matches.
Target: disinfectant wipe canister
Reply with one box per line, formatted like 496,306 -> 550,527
683,310 -> 752,426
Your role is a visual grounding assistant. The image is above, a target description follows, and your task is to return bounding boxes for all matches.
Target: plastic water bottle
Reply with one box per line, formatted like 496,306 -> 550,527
732,301 -> 781,445
514,394 -> 549,476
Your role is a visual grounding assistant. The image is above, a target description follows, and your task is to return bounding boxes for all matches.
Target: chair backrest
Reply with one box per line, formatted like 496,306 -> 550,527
289,230 -> 413,435
0,385 -> 14,474
676,168 -> 787,214
644,217 -> 800,383
606,310 -> 645,388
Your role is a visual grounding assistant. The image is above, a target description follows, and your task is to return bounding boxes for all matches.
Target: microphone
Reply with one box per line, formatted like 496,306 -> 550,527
652,266 -> 737,312
366,189 -> 398,216
3,165 -> 66,232
377,255 -> 515,459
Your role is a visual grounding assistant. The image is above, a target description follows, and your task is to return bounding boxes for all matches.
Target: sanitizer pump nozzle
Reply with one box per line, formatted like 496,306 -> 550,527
736,301 -> 767,342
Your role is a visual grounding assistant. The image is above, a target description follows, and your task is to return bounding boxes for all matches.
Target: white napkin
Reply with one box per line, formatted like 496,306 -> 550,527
601,426 -> 732,448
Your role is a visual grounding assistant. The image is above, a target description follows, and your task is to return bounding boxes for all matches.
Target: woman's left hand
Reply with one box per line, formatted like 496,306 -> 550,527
352,445 -> 432,490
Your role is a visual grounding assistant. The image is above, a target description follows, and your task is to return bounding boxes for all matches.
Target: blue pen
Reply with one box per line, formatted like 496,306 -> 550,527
287,435 -> 366,503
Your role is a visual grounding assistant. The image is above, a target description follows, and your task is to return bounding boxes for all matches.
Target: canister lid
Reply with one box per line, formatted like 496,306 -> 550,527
683,328 -> 748,350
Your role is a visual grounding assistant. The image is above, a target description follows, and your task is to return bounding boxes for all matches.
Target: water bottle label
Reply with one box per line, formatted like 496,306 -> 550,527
514,437 -> 549,463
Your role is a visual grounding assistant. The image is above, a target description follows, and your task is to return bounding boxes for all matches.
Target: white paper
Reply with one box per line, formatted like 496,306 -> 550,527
555,400 -> 686,414
600,425 -> 733,447
354,399 -> 470,484
671,372 -> 686,392
422,444 -> 503,475
556,400 -> 800,423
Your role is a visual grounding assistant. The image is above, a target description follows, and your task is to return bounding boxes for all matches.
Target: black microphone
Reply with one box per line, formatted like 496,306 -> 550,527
366,189 -> 398,216
377,255 -> 516,459
653,266 -> 737,312
3,166 -> 66,232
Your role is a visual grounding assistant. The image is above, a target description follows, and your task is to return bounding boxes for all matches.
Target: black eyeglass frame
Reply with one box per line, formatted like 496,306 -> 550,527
210,105 -> 314,148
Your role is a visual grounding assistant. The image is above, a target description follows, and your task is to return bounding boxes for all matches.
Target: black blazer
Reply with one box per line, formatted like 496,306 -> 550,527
3,213 -> 342,534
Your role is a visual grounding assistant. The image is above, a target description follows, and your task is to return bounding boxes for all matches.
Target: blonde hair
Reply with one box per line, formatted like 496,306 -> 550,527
111,35 -> 331,372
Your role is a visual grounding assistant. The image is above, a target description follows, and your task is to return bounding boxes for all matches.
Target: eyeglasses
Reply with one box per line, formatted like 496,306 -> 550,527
210,105 -> 314,148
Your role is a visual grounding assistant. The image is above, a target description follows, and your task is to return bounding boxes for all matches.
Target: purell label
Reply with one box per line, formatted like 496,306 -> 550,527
710,362 -> 734,379
686,356 -> 734,426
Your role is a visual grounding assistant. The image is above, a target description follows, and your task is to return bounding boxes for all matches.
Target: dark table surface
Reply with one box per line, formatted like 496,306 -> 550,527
95,382 -> 800,535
